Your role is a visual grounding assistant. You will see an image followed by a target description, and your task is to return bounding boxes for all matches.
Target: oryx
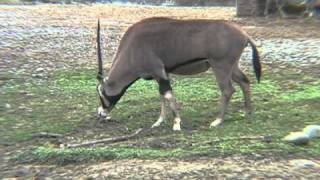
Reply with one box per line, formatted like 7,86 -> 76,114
96,17 -> 261,131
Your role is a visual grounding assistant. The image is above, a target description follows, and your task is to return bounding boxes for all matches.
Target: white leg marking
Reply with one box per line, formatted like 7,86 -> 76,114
151,117 -> 164,128
210,118 -> 223,128
152,96 -> 166,128
173,117 -> 181,131
164,91 -> 173,100
163,91 -> 182,131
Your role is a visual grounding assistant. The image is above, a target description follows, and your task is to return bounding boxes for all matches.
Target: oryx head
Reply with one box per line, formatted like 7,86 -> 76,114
96,20 -> 114,119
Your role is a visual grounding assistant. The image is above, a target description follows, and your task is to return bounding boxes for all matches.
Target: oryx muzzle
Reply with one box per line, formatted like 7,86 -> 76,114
96,17 -> 261,130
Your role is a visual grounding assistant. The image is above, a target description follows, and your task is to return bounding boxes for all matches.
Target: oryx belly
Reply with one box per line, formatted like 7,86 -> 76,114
170,60 -> 210,75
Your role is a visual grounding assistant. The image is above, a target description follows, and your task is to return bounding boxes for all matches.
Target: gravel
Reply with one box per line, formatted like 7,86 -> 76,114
241,38 -> 320,66
1,21 -> 319,81
1,6 -> 320,86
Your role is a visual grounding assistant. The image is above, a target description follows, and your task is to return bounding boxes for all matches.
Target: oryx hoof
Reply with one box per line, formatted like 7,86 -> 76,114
173,117 -> 181,131
245,111 -> 252,119
210,118 -> 223,128
151,118 -> 163,129
239,109 -> 252,119
173,123 -> 181,131
97,116 -> 112,123
151,123 -> 160,129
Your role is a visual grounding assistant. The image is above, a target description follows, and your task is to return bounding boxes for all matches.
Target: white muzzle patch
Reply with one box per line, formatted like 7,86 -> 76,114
97,106 -> 111,120
98,106 -> 107,117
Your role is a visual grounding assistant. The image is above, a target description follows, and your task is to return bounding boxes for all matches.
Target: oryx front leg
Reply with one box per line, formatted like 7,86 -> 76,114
151,96 -> 166,128
165,91 -> 182,131
158,79 -> 182,131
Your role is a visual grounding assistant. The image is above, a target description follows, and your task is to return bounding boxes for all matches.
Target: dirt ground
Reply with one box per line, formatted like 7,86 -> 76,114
2,4 -> 320,38
2,155 -> 320,179
1,4 -> 320,179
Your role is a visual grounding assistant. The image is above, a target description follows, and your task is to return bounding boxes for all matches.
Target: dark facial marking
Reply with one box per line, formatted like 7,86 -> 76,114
103,78 -> 140,108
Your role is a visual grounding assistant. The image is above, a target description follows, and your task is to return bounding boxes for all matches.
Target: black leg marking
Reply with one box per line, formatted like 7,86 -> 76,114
158,79 -> 172,95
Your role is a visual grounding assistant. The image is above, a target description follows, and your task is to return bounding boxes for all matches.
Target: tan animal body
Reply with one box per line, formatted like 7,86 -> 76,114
96,17 -> 261,130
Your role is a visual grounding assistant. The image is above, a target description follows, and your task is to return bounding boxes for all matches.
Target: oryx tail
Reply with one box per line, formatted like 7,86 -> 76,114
247,38 -> 261,83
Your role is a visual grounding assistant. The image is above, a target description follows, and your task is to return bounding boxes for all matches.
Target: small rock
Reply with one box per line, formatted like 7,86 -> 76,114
32,73 -> 45,78
283,132 -> 309,145
14,167 -> 31,177
153,175 -> 162,180
35,67 -> 45,73
289,159 -> 320,169
303,125 -> 320,139
5,103 -> 11,108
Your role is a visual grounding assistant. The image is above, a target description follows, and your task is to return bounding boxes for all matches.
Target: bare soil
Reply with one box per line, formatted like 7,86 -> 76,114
1,4 -> 320,38
2,155 -> 320,179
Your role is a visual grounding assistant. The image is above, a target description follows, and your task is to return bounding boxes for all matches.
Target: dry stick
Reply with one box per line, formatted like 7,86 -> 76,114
200,135 -> 273,145
66,128 -> 147,148
65,128 -> 272,148
32,132 -> 63,138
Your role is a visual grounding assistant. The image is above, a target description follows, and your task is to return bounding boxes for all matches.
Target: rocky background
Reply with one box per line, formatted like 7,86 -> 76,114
1,4 -> 319,82
0,0 -> 235,6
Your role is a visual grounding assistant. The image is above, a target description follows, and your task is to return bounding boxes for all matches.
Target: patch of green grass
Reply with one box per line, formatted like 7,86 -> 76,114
281,85 -> 320,101
2,65 -> 320,164
0,69 -> 98,143
17,146 -> 190,165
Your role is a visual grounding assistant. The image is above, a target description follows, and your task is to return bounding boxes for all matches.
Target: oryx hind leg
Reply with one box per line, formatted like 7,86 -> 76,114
209,59 -> 236,127
157,79 -> 182,131
232,66 -> 252,116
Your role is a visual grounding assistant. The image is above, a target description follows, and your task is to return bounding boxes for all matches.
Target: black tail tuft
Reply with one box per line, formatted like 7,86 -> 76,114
248,39 -> 261,83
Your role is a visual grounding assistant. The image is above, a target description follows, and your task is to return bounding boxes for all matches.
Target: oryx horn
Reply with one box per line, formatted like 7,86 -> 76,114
97,19 -> 104,82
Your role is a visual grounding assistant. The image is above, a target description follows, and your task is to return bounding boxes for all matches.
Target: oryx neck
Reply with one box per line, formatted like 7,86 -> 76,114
106,59 -> 138,97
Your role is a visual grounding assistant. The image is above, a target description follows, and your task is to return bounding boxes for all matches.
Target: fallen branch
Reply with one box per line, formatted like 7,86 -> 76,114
66,128 -> 146,148
32,132 -> 63,138
199,135 -> 273,145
